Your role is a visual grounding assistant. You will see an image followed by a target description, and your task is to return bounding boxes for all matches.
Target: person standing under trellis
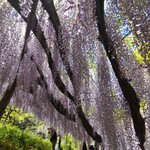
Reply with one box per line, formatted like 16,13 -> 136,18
82,141 -> 87,150
48,127 -> 57,150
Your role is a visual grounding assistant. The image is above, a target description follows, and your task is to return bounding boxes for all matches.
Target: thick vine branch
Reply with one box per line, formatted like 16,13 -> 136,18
7,0 -> 74,101
77,106 -> 102,143
0,0 -> 39,119
22,0 -> 39,58
95,0 -> 145,149
8,0 -> 103,144
34,58 -> 76,121
40,0 -> 73,82
7,0 -> 75,121
0,79 -> 17,119
40,0 -> 103,144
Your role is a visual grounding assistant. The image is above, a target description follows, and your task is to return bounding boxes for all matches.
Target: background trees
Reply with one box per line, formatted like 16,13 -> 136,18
0,0 -> 150,149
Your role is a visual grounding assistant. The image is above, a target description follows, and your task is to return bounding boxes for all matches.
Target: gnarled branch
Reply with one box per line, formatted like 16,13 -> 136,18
0,79 -> 17,119
0,0 -> 39,119
40,0 -> 103,144
41,0 -> 73,82
7,0 -> 74,121
95,0 -> 145,149
8,0 -> 74,99
34,59 -> 76,121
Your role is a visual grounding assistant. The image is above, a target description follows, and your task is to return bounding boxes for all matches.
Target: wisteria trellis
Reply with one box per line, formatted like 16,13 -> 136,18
0,0 -> 150,149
